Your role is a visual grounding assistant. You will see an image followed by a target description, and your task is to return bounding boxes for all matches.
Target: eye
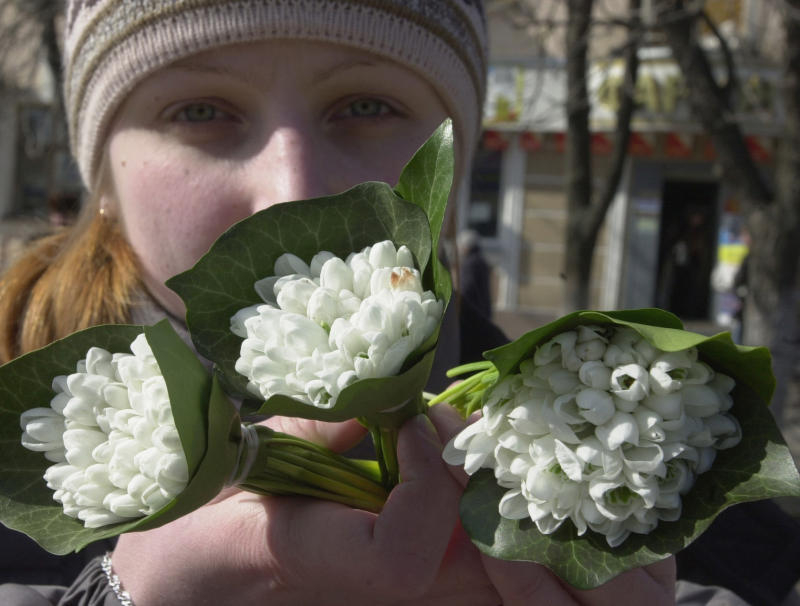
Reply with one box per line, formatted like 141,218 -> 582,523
334,98 -> 395,120
172,102 -> 234,123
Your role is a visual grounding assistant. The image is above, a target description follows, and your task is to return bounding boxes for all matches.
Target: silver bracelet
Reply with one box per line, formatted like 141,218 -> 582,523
101,553 -> 135,606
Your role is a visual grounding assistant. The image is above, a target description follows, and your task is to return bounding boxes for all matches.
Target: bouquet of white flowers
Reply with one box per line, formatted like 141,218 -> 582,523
432,309 -> 800,587
1,320 -> 386,554
167,122 -> 455,486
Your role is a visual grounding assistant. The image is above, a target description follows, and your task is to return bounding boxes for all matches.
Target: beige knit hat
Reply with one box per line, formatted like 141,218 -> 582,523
63,0 -> 488,192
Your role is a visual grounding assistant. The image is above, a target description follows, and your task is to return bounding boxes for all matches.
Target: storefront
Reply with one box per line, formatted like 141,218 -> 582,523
462,50 -> 780,328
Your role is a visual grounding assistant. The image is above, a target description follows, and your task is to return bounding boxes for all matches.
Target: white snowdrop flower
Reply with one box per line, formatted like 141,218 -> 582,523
603,343 -> 636,368
275,277 -> 317,315
708,372 -> 735,412
548,369 -> 580,395
442,416 -> 496,475
579,361 -> 612,390
274,252 -> 311,276
20,408 -> 66,461
534,331 -> 577,368
644,392 -> 683,420
232,241 -> 443,408
319,257 -> 354,293
507,402 -> 550,436
649,351 -> 693,395
20,334 -> 188,528
610,364 -> 650,402
444,324 -> 742,547
498,489 -> 530,519
596,411 -> 639,450
634,407 -> 666,443
575,337 -> 607,362
704,413 -> 742,449
682,384 -> 725,418
575,388 -> 616,425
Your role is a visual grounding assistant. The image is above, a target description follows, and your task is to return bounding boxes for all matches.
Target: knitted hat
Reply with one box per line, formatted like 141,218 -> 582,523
63,0 -> 488,191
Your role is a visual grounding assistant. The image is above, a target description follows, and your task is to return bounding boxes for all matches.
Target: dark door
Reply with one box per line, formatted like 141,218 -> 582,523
654,180 -> 719,320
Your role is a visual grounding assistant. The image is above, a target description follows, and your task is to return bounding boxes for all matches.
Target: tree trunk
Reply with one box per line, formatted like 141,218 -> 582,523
657,1 -> 800,418
564,0 -> 595,311
563,0 -> 640,312
746,4 -> 800,423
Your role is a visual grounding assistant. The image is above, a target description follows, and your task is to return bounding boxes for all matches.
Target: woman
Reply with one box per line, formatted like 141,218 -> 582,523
0,1 -> 677,603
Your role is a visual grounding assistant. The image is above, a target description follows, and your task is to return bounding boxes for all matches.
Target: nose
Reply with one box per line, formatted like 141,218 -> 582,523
248,125 -> 332,212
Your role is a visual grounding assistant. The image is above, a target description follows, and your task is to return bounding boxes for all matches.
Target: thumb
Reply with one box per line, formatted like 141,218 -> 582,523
263,415 -> 367,452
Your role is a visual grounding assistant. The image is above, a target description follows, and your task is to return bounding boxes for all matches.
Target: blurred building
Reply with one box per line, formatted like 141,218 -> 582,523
462,0 -> 780,328
0,3 -> 79,269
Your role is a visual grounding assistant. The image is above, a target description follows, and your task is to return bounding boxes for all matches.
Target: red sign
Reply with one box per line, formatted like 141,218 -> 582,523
665,132 -> 693,158
520,131 -> 541,152
629,133 -> 654,156
483,130 -> 509,151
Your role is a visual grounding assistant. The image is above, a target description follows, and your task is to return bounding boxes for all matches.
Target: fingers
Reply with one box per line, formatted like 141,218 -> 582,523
480,557 -> 580,606
263,415 -> 367,452
480,554 -> 676,606
564,556 -> 676,606
428,402 -> 468,442
261,414 -> 470,599
645,556 -> 678,599
370,414 -> 465,590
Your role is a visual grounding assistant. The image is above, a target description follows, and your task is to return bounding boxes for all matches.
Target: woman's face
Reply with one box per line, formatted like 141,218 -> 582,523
107,40 -> 448,316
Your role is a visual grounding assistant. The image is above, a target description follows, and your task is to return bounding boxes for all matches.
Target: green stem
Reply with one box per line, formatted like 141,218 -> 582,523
425,364 -> 498,417
239,478 -> 384,512
445,360 -> 495,378
264,455 -> 384,505
234,424 -> 389,512
374,425 -> 400,489
362,392 -> 426,490
265,447 -> 387,498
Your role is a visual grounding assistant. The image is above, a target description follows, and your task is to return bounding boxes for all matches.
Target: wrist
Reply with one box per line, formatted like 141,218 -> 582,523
101,553 -> 134,606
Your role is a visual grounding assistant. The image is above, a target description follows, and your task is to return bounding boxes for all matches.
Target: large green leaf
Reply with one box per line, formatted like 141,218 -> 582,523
0,325 -> 143,553
0,321 -> 240,554
459,309 -> 800,588
395,119 -> 454,259
395,120 -> 454,298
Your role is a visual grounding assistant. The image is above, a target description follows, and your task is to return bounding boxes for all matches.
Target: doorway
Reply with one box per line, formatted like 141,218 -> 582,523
654,180 -> 719,320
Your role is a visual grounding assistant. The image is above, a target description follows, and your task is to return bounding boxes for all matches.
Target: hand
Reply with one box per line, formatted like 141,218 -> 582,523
428,402 -> 677,606
111,414 -> 500,605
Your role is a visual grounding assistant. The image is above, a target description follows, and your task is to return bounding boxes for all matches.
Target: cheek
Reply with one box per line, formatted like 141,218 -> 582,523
112,155 -> 249,283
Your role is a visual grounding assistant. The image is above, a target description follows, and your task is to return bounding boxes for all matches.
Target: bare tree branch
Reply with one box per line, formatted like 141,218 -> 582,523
699,9 -> 738,103
586,0 -> 642,239
655,0 -> 774,206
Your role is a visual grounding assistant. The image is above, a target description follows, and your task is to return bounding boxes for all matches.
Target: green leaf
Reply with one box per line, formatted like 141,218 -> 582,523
0,325 -> 143,554
484,309 -> 683,380
166,184 -> 447,413
459,308 -> 800,588
395,118 -> 454,258
0,322 -> 241,554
